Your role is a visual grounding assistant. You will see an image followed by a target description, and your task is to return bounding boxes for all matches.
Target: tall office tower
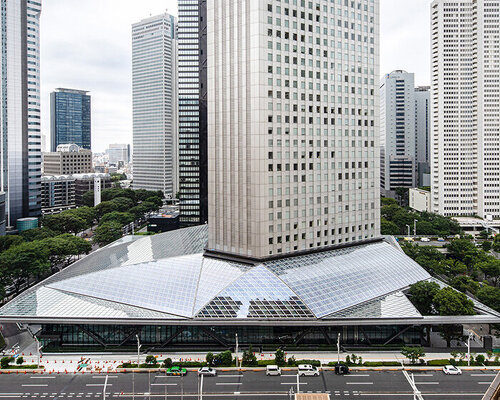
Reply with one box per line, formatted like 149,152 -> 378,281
380,71 -> 416,197
431,0 -> 500,218
207,0 -> 380,259
415,86 -> 430,187
132,13 -> 178,197
177,0 -> 208,226
50,88 -> 91,152
0,0 -> 42,227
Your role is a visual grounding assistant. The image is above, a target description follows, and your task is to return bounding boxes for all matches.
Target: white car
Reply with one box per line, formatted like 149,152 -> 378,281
266,365 -> 282,376
298,364 -> 320,376
442,365 -> 462,375
420,237 -> 430,242
198,367 -> 217,376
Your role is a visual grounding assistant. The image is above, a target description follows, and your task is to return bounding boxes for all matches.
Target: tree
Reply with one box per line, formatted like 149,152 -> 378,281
476,286 -> 500,312
163,358 -> 172,368
241,345 -> 257,367
145,355 -> 157,365
95,201 -> 116,219
130,205 -> 149,220
82,191 -> 94,207
479,230 -> 491,240
21,227 -> 57,242
408,281 -> 440,315
477,259 -> 500,286
67,207 -> 96,226
0,356 -> 13,369
275,348 -> 286,367
401,346 -> 425,364
206,352 -> 214,367
100,212 -> 135,226
0,235 -> 24,252
446,239 -> 478,265
433,287 -> 475,316
16,357 -> 24,365
110,197 -> 135,213
380,218 -> 400,235
439,324 -> 463,348
43,213 -> 87,235
482,241 -> 492,252
213,350 -> 233,367
450,275 -> 480,296
93,221 -> 123,246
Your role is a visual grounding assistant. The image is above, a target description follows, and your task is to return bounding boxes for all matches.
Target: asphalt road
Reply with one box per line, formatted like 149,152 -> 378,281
0,370 -> 495,399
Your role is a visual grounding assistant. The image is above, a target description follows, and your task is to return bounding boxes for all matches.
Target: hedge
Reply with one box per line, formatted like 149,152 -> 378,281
361,361 -> 401,367
427,359 -> 453,366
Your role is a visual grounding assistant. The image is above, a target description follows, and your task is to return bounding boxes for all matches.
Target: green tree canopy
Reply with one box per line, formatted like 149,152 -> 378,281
409,281 -> 440,315
0,235 -> 24,252
477,259 -> 500,286
82,191 -> 94,207
476,285 -> 500,312
381,218 -> 400,235
433,287 -> 475,316
43,213 -> 87,235
21,227 -> 57,242
450,275 -> 480,295
93,221 -> 123,246
100,212 -> 135,226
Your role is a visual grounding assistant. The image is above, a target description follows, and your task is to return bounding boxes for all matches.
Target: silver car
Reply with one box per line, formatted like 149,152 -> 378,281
198,366 -> 217,376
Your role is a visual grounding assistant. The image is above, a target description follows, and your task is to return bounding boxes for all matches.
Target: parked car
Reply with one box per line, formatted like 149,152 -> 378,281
403,237 -> 414,242
198,367 -> 216,376
297,364 -> 320,376
334,363 -> 350,375
266,365 -> 282,376
442,365 -> 462,375
420,237 -> 430,242
166,366 -> 187,376
437,237 -> 446,242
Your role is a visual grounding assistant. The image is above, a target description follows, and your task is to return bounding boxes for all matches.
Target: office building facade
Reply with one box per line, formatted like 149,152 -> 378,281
415,86 -> 431,187
41,175 -> 76,214
50,88 -> 91,152
107,144 -> 130,165
43,144 -> 92,176
0,0 -> 42,228
132,13 -> 178,197
177,0 -> 208,226
431,0 -> 500,218
207,0 -> 380,259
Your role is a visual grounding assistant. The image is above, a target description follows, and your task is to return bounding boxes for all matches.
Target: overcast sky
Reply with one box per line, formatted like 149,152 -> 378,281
40,0 -> 431,153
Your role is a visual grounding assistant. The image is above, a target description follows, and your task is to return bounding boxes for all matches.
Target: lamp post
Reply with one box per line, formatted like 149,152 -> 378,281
235,333 -> 239,368
337,332 -> 341,363
406,224 -> 411,236
34,336 -> 43,367
136,335 -> 142,367
414,219 -> 418,237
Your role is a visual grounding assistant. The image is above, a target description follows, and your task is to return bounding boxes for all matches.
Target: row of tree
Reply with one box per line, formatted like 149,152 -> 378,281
381,197 -> 462,236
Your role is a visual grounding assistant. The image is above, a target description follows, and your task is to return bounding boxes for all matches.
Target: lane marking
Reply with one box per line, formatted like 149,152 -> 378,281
471,374 -> 497,377
29,377 -> 55,379
346,382 -> 373,385
281,382 -> 308,385
478,381 -> 494,384
348,374 -> 370,377
85,384 -> 113,387
21,385 -> 48,387
150,383 -> 178,386
216,382 -> 243,385
414,382 -> 439,385
91,376 -> 118,379
217,375 -> 244,378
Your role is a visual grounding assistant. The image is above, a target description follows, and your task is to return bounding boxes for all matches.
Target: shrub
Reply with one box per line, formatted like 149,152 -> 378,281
275,349 -> 286,367
172,361 -> 205,367
295,359 -> 321,367
213,350 -> 233,367
241,345 -> 258,367
0,356 -> 14,369
206,352 -> 214,367
427,359 -> 450,366
145,355 -> 158,365
16,357 -> 24,365
163,358 -> 173,368
287,356 -> 296,367
476,354 -> 485,365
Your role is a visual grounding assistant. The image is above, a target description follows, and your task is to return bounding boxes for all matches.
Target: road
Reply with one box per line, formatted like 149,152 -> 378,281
0,370 -> 495,399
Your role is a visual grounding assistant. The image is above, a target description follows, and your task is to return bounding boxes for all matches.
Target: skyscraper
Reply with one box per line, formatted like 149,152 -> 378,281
0,0 -> 42,227
50,88 -> 91,152
207,0 -> 380,260
132,13 -> 178,197
380,71 -> 417,196
431,0 -> 500,218
414,86 -> 430,187
177,0 -> 208,226
107,144 -> 130,165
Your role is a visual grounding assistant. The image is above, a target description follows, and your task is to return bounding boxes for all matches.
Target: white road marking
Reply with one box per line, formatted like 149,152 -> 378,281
216,382 -> 243,385
150,383 -> 178,386
91,376 -> 118,379
478,381 -> 494,384
346,382 -> 373,385
29,377 -> 55,379
471,374 -> 497,377
217,375 -> 244,378
21,385 -> 48,387
85,384 -> 113,387
280,382 -> 308,385
414,382 -> 439,385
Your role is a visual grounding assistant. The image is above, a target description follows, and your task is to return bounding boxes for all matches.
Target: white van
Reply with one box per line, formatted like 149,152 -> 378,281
266,365 -> 282,376
297,364 -> 320,376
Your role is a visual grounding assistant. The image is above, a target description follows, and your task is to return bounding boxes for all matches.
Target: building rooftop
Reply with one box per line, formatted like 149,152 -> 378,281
0,225 -> 497,325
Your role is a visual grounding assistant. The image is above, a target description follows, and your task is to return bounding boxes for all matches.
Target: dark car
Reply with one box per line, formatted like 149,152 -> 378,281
334,363 -> 349,375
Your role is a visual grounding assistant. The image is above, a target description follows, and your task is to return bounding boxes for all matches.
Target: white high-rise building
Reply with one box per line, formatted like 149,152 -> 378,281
0,0 -> 42,228
415,86 -> 431,187
207,0 -> 380,259
431,0 -> 500,218
380,71 -> 417,195
132,13 -> 178,197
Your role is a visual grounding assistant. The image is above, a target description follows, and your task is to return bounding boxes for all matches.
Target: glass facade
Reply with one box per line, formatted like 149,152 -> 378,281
50,89 -> 91,152
178,0 -> 208,225
39,324 -> 422,349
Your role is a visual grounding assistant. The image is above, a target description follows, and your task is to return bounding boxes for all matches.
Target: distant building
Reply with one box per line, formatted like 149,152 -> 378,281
0,0 -> 42,228
43,144 -> 92,176
0,193 -> 6,236
16,217 -> 39,233
132,13 -> 178,197
50,88 -> 91,152
147,209 -> 180,233
41,175 -> 76,214
108,144 -> 130,165
409,188 -> 431,213
73,173 -> 112,206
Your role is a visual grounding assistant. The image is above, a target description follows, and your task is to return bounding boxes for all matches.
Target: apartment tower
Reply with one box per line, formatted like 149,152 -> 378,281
132,13 -> 178,196
178,0 -> 208,225
431,0 -> 500,218
207,0 -> 380,259
0,0 -> 42,227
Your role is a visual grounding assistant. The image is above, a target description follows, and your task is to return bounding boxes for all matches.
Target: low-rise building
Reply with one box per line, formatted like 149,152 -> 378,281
43,144 -> 92,176
409,188 -> 431,213
73,173 -> 112,206
41,175 -> 76,215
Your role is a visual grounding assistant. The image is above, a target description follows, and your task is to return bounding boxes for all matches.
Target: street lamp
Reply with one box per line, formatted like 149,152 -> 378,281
136,335 -> 142,367
406,224 -> 411,237
337,332 -> 341,364
235,333 -> 239,368
34,336 -> 43,367
414,219 -> 418,237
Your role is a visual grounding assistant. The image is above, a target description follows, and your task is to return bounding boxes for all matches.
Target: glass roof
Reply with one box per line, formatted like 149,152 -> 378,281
196,266 -> 315,319
48,254 -> 204,317
325,291 -> 422,319
264,241 -> 431,318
